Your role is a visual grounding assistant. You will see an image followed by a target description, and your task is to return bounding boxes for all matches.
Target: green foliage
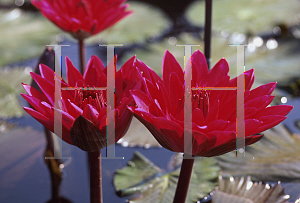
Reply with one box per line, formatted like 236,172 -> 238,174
114,152 -> 220,203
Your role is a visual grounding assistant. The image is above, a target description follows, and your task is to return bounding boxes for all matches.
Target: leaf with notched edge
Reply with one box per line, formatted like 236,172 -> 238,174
114,151 -> 219,203
70,115 -> 106,152
210,176 -> 290,203
217,124 -> 300,182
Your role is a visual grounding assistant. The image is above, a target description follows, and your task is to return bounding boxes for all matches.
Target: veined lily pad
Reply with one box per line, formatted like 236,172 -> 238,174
187,0 -> 300,34
0,9 -> 60,66
210,176 -> 290,203
114,151 -> 220,203
86,2 -> 170,45
0,66 -> 32,118
122,31 -> 300,86
117,117 -> 161,148
217,124 -> 300,182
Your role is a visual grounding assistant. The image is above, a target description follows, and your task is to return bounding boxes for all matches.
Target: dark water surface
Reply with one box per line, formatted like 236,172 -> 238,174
1,114 -> 174,203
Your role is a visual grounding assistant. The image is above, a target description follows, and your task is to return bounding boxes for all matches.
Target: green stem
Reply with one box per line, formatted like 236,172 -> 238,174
173,156 -> 195,203
204,0 -> 212,70
88,151 -> 103,203
78,39 -> 102,203
79,38 -> 86,74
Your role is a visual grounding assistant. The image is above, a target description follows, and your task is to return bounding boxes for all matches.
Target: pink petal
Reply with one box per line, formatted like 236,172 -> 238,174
121,55 -> 136,75
207,120 -> 229,132
162,50 -> 184,93
30,72 -> 54,106
66,99 -> 83,119
135,59 -> 163,86
255,105 -> 293,118
245,95 -> 275,112
192,108 -> 205,126
22,83 -> 46,101
39,64 -> 54,83
66,56 -> 84,87
245,82 -> 276,103
24,107 -> 73,145
256,115 -> 287,133
83,56 -> 103,86
130,90 -> 152,113
21,93 -> 48,116
202,58 -> 229,87
169,72 -> 184,115
115,108 -> 132,142
245,69 -> 255,90
151,117 -> 183,151
191,50 -> 208,85
83,104 -> 99,125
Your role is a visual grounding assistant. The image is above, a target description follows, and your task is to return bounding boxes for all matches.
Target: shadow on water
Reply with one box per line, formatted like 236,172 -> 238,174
1,114 -> 174,203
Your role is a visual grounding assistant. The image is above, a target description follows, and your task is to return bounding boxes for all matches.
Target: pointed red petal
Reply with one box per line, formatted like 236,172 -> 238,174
162,50 -> 184,93
30,72 -> 54,106
39,64 -> 54,83
82,104 -> 99,125
22,83 -> 46,101
66,56 -> 84,87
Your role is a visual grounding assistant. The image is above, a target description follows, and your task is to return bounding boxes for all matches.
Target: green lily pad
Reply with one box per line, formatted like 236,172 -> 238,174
114,151 -> 220,203
187,0 -> 300,34
122,30 -> 300,87
217,124 -> 300,182
211,176 -> 290,203
0,66 -> 32,118
0,9 -> 61,66
117,117 -> 161,148
86,2 -> 170,45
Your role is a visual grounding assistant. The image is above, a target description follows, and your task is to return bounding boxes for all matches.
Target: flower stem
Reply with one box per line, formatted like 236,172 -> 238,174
204,0 -> 212,70
79,38 -> 86,74
173,157 -> 195,203
88,151 -> 103,203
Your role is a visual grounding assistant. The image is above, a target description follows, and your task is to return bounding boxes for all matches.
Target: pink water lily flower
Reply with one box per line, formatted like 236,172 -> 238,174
22,55 -> 142,151
128,50 -> 293,157
32,0 -> 133,39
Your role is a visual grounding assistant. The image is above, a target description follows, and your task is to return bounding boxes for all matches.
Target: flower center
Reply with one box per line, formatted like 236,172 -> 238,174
74,89 -> 107,111
192,90 -> 210,118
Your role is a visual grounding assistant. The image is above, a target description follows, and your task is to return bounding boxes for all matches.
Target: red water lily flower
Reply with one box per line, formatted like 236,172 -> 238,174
21,55 -> 142,151
32,0 -> 133,39
128,50 -> 293,157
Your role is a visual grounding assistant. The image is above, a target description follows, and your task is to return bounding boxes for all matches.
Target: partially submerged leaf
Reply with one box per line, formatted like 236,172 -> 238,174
114,151 -> 219,203
217,124 -> 300,182
211,176 -> 290,203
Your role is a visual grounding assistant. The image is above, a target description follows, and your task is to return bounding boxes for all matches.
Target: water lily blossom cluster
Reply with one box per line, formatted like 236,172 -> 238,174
128,50 -> 293,157
32,0 -> 133,39
21,55 -> 142,151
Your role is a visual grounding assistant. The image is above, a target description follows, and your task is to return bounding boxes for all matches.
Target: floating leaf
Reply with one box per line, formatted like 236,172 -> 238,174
117,117 -> 161,148
85,2 -> 170,45
0,66 -> 32,118
210,176 -> 290,203
217,124 -> 300,182
187,0 -> 300,34
114,151 -> 219,203
0,9 -> 60,66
